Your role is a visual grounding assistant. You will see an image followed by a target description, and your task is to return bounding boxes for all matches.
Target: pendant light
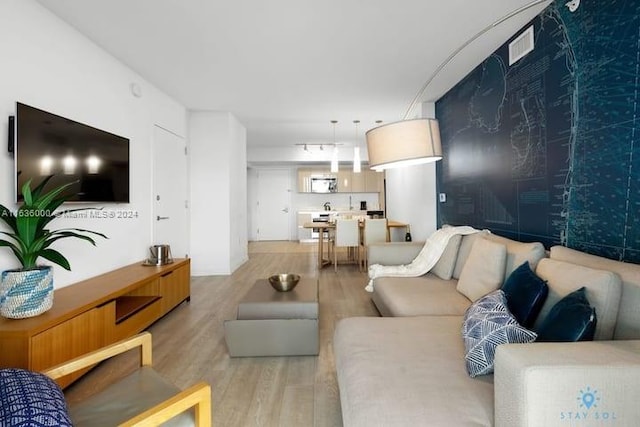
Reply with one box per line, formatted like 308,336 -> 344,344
330,120 -> 339,173
353,120 -> 361,173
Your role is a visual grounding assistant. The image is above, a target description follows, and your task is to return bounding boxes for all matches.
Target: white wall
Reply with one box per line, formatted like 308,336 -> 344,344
0,0 -> 187,288
189,111 -> 248,275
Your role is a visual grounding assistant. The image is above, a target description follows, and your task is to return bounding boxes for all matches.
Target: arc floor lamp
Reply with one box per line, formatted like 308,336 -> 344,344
366,0 -> 553,171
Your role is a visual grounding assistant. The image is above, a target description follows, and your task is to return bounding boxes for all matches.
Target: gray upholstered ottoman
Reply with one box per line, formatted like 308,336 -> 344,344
224,277 -> 319,357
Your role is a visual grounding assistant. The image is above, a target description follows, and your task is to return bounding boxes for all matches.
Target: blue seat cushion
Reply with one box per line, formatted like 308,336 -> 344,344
0,368 -> 72,426
501,261 -> 548,328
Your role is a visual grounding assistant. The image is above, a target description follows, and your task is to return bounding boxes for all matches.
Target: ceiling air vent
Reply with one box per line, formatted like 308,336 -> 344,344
509,25 -> 534,66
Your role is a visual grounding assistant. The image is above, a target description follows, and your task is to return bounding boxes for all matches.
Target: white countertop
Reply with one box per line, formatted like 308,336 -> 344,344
298,209 -> 369,215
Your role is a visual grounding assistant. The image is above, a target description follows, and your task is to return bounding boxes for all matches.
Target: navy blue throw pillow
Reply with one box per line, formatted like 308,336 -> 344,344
536,287 -> 597,342
501,261 -> 548,328
0,368 -> 73,426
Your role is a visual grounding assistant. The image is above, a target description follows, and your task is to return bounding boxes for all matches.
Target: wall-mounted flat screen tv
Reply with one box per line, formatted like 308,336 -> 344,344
14,102 -> 130,203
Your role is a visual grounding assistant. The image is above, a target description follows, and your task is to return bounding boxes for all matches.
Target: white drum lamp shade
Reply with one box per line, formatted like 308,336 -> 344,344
366,118 -> 442,171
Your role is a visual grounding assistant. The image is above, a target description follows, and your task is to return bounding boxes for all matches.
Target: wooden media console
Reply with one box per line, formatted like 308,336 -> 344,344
0,258 -> 190,387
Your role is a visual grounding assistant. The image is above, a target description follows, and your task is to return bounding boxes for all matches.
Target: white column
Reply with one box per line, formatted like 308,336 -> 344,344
189,111 -> 248,275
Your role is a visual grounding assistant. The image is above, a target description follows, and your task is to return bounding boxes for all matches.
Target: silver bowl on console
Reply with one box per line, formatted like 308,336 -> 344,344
268,273 -> 301,292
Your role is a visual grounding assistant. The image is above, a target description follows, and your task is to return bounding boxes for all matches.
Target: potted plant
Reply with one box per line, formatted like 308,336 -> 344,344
0,176 -> 107,319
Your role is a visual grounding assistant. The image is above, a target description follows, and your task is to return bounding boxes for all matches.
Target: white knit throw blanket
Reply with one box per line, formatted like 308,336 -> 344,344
365,225 -> 480,292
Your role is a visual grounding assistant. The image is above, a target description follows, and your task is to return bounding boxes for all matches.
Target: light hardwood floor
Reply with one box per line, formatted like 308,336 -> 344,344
64,241 -> 379,426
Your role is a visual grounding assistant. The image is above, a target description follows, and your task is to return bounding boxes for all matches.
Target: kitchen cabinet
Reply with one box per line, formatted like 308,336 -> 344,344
337,170 -> 368,193
351,172 -> 366,192
337,171 -> 352,192
297,168 -> 312,192
298,167 -> 384,193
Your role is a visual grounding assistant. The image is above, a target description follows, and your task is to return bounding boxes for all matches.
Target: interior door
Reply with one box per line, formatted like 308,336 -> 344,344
256,169 -> 291,241
152,125 -> 189,258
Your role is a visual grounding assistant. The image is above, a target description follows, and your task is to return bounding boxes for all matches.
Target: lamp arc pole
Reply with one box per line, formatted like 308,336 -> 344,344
403,0 -> 551,120
366,0 -> 552,171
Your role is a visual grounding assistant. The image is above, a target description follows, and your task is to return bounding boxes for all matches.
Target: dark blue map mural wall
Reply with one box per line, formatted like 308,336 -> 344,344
436,0 -> 640,262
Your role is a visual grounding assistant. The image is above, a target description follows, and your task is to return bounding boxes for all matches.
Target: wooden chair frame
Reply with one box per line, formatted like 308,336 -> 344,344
42,332 -> 212,427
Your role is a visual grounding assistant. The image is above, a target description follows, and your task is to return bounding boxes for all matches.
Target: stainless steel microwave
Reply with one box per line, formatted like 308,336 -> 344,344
310,177 -> 337,193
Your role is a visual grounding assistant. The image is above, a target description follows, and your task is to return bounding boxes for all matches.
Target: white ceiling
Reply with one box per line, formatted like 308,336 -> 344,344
36,0 -> 551,152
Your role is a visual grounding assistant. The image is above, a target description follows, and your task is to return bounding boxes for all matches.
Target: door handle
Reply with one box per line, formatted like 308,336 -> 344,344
282,207 -> 289,213
157,216 -> 170,221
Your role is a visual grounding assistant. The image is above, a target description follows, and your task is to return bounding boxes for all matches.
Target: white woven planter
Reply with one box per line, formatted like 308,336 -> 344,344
0,267 -> 54,319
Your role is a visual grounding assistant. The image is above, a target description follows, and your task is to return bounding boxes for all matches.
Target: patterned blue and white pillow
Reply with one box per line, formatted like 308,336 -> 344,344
0,368 -> 73,426
462,290 -> 537,377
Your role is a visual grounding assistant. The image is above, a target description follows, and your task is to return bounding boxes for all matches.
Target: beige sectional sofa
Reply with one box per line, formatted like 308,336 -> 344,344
333,232 -> 640,426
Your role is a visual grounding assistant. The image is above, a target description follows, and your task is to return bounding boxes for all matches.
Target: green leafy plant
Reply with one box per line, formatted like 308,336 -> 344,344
0,176 -> 107,271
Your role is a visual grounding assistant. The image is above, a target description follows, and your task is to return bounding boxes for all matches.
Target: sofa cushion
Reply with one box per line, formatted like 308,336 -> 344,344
501,261 -> 548,328
431,234 -> 462,280
0,368 -> 72,426
452,230 -> 490,279
462,290 -> 537,377
550,245 -> 640,340
372,275 -> 471,317
483,233 -> 546,277
334,316 -> 494,427
534,258 -> 622,340
535,287 -> 597,342
457,238 -> 507,302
